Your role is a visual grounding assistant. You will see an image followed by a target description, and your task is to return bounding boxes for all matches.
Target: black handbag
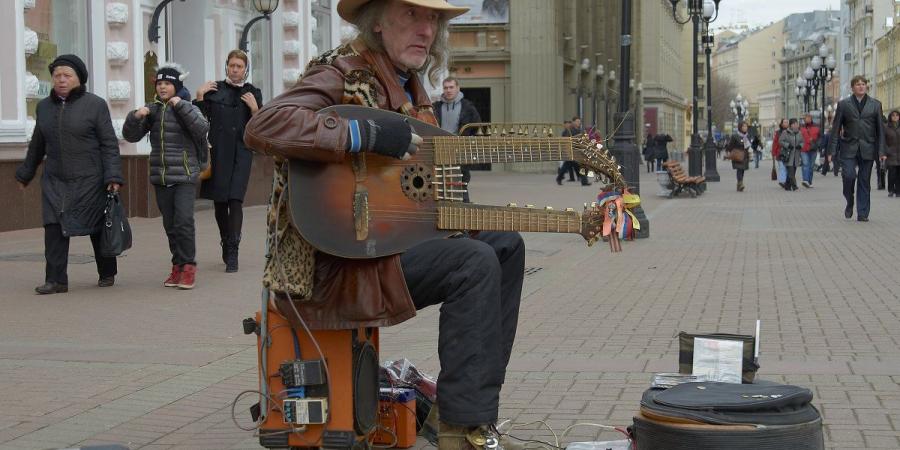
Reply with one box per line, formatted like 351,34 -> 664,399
100,192 -> 132,257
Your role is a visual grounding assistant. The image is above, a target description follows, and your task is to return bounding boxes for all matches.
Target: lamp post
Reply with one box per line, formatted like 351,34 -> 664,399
700,0 -> 720,181
148,0 -> 185,44
612,0 -> 649,238
239,0 -> 280,53
808,43 -> 836,130
730,93 -> 748,126
670,0 -> 722,181
795,75 -> 811,114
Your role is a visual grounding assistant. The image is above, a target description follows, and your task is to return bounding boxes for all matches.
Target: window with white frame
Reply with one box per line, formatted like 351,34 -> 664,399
311,0 -> 332,56
24,0 -> 89,116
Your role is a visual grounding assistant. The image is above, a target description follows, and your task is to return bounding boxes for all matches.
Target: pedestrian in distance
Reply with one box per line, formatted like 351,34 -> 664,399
556,120 -> 576,184
557,116 -> 591,186
772,118 -> 789,187
779,119 -> 804,191
726,121 -> 752,192
643,124 -> 654,173
194,49 -> 263,273
800,113 -> 820,188
653,133 -> 673,172
15,54 -> 124,295
751,132 -> 763,169
433,76 -> 482,202
123,63 -> 209,288
826,75 -> 888,222
884,110 -> 900,197
876,115 -> 889,191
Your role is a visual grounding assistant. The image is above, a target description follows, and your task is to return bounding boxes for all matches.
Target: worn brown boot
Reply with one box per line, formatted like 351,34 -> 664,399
439,422 -> 478,450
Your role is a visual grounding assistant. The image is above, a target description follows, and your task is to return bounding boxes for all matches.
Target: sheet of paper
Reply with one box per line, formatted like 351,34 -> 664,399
692,338 -> 743,383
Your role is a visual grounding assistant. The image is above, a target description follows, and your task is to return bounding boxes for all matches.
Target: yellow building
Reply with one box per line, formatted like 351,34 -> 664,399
875,23 -> 900,111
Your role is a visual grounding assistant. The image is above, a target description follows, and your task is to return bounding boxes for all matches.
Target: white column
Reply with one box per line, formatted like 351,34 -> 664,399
90,0 -> 108,99
0,0 -> 28,143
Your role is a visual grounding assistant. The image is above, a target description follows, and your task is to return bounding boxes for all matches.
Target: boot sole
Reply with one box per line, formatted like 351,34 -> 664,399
35,287 -> 68,294
177,284 -> 195,290
164,282 -> 180,287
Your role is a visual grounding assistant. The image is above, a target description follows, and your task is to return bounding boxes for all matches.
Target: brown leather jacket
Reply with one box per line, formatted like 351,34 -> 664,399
244,40 -> 437,330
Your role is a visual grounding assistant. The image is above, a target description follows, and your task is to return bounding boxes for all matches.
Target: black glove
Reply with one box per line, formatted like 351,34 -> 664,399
347,116 -> 415,159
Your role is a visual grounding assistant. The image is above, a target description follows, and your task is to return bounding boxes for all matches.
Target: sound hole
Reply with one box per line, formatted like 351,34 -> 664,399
400,163 -> 433,202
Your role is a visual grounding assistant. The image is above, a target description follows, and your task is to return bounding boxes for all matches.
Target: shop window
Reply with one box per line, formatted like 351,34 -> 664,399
24,0 -> 89,116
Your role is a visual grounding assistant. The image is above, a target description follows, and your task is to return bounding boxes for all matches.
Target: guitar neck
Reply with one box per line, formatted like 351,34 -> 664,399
436,203 -> 582,234
430,136 -> 575,165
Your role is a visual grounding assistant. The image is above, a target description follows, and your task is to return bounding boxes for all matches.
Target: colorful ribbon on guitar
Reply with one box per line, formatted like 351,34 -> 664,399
597,189 -> 641,252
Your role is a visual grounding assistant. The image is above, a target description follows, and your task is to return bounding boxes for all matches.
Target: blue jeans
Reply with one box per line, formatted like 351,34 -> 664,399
800,152 -> 816,184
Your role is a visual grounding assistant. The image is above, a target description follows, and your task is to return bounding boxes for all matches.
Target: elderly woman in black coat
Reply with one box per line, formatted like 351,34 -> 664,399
15,55 -> 123,294
194,50 -> 262,273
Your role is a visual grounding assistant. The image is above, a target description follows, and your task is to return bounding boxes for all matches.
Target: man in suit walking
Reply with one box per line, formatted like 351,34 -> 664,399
827,75 -> 888,222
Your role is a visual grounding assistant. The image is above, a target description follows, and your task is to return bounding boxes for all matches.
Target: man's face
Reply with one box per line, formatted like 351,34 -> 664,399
376,1 -> 439,71
573,118 -> 581,128
442,81 -> 459,101
227,57 -> 247,83
804,115 -> 812,125
52,66 -> 79,97
156,80 -> 175,101
852,80 -> 868,96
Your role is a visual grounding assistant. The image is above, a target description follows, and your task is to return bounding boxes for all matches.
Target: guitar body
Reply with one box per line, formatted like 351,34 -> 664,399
289,105 -> 456,259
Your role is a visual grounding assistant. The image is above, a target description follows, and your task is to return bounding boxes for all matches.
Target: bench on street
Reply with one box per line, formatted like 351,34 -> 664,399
662,160 -> 705,198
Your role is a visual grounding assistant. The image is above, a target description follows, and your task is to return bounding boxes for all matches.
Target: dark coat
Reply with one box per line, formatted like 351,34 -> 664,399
432,96 -> 481,136
195,81 -> 263,201
726,133 -> 751,170
123,97 -> 209,185
884,120 -> 900,167
652,134 -> 673,160
827,94 -> 887,160
15,87 -> 123,236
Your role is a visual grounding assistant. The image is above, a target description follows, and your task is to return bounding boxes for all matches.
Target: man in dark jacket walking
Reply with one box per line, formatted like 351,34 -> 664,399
16,54 -> 123,295
433,77 -> 481,202
827,75 -> 888,221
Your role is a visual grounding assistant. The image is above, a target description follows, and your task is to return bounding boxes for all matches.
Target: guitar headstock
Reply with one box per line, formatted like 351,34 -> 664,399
580,202 -> 605,246
572,135 -> 627,189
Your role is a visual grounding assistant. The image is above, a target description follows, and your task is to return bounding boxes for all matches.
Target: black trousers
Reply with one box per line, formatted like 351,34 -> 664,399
785,166 -> 798,190
557,161 -> 578,182
887,165 -> 900,194
154,184 -> 196,266
400,231 -> 525,426
44,223 -> 116,285
736,169 -> 745,183
841,155 -> 874,219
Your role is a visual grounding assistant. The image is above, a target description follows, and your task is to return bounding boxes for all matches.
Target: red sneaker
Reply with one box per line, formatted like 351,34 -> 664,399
164,265 -> 181,287
178,264 -> 196,290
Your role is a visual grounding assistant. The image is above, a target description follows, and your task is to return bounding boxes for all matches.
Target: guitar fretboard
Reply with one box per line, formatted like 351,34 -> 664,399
436,203 -> 581,234
430,136 -> 575,165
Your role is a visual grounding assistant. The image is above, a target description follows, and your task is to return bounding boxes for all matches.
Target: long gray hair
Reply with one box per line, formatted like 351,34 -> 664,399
352,0 -> 450,85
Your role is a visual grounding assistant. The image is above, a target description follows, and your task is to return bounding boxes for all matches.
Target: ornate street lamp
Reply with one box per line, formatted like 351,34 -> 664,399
240,0 -> 281,52
612,0 -> 649,237
730,93 -> 748,126
148,0 -> 185,44
700,0 -> 720,181
808,43 -> 836,129
669,0 -> 722,181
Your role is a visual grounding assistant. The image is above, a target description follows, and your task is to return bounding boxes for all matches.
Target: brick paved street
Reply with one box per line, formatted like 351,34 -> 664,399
2,159 -> 900,449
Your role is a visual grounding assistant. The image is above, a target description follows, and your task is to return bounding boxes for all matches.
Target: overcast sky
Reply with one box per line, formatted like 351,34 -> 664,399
715,0 -> 842,27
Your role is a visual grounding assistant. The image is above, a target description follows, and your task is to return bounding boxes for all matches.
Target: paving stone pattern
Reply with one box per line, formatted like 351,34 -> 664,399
1,160 -> 898,449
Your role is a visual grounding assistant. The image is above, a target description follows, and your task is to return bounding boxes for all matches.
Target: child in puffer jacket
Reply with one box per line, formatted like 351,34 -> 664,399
123,62 -> 209,290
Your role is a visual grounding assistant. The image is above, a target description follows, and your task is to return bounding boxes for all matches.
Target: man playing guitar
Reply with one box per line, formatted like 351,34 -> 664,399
244,1 -> 525,448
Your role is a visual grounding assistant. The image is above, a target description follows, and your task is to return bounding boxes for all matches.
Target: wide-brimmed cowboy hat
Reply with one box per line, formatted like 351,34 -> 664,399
337,0 -> 469,23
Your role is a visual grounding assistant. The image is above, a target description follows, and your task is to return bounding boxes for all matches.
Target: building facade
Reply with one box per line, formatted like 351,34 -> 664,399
841,0 -> 894,99
0,0 -> 340,231
875,12 -> 900,111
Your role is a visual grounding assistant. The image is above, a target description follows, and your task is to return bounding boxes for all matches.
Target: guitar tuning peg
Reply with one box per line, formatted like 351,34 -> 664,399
507,202 -> 518,207
544,206 -> 554,211
525,204 -> 535,208
583,202 -> 589,209
565,207 -> 575,212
